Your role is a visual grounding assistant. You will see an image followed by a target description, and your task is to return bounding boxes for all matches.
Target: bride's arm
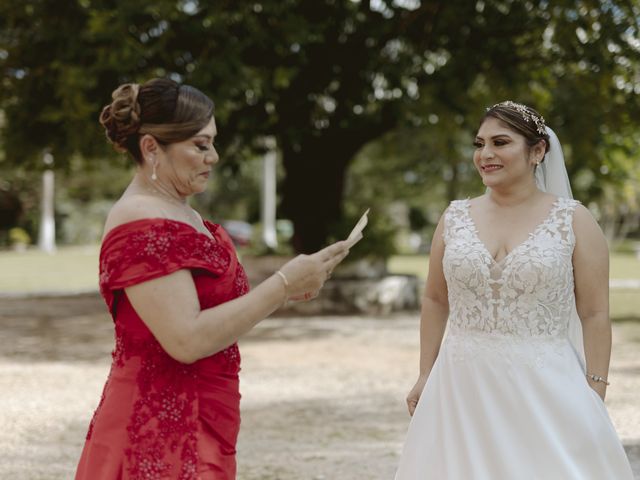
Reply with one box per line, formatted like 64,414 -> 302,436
419,217 -> 450,376
406,216 -> 449,415
572,204 -> 611,400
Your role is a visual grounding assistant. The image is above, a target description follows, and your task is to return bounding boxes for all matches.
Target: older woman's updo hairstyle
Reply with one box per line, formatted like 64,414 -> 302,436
481,101 -> 550,160
99,78 -> 214,163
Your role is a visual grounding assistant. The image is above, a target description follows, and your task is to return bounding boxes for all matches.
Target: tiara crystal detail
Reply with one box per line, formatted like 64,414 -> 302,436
489,101 -> 547,135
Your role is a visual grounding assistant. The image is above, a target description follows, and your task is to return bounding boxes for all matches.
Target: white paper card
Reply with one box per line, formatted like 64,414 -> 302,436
345,208 -> 370,247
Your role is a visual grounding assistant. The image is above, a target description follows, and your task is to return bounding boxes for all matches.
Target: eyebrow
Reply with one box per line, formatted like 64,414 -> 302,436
475,133 -> 512,140
193,133 -> 216,141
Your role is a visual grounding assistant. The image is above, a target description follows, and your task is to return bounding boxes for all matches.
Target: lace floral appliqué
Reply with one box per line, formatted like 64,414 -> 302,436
90,220 -> 247,478
442,198 -> 579,364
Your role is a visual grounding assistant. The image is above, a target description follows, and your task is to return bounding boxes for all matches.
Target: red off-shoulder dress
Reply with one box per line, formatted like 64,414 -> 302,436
76,218 -> 249,480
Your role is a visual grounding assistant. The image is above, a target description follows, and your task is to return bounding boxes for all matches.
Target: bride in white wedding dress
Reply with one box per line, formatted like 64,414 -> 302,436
394,101 -> 634,479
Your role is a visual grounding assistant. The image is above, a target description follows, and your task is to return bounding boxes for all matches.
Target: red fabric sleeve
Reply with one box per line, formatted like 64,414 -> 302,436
99,218 -> 233,314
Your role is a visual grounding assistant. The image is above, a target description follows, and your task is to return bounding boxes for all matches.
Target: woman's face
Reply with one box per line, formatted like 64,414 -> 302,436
158,117 -> 219,196
472,116 -> 538,189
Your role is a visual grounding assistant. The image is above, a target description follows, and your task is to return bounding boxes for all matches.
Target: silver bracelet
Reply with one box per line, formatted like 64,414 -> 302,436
586,373 -> 610,386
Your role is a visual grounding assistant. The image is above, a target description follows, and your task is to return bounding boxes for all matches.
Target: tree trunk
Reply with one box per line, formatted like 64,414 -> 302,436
281,144 -> 350,253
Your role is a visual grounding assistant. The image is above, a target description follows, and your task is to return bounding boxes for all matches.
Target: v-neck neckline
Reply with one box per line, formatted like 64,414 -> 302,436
464,198 -> 560,265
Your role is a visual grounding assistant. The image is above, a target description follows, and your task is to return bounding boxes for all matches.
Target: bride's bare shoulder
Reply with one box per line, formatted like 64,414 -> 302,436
572,202 -> 601,230
103,194 -> 165,237
467,194 -> 488,208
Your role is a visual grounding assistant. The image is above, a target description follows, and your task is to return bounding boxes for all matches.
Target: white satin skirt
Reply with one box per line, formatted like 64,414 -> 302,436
394,333 -> 634,480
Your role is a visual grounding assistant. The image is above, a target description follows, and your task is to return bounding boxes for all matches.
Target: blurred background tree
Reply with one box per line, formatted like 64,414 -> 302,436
1,0 -> 639,254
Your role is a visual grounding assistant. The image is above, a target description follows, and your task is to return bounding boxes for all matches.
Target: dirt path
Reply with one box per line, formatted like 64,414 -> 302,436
0,295 -> 638,479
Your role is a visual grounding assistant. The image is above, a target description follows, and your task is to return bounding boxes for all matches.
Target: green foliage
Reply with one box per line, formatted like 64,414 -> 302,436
239,221 -> 295,257
8,226 -> 30,245
612,240 -> 640,256
1,0 -> 639,251
57,199 -> 113,244
328,208 -> 397,262
408,207 -> 429,231
0,167 -> 41,244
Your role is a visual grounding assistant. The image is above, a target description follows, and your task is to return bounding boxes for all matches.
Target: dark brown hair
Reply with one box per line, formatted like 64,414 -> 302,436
99,78 -> 214,163
480,102 -> 550,158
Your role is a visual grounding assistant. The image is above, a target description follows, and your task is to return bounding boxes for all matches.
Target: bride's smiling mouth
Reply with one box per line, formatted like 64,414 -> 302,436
481,164 -> 504,172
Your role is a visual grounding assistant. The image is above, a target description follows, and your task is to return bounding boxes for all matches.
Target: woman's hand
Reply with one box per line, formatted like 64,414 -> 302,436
279,239 -> 353,302
406,374 -> 428,416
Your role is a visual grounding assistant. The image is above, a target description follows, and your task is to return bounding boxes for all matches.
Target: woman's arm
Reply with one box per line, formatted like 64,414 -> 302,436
105,199 -> 349,364
125,242 -> 348,364
572,204 -> 611,400
406,215 -> 449,415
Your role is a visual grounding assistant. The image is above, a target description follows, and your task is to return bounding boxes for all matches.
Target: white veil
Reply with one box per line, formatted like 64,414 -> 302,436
535,127 -> 573,200
536,127 -> 586,369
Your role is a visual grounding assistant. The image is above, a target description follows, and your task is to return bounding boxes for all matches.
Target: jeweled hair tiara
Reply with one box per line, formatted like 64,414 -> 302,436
489,101 -> 547,135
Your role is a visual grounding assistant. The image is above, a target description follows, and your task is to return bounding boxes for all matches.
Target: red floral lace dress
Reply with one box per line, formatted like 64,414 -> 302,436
75,219 -> 249,480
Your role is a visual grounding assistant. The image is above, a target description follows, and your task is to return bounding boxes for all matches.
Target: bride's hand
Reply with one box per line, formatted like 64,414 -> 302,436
406,374 -> 428,416
587,378 -> 607,401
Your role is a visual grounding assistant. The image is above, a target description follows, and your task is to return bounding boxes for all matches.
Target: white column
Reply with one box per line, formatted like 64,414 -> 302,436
261,138 -> 278,250
38,152 -> 56,253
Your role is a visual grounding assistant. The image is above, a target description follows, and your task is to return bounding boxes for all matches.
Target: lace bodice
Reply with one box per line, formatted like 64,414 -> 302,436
443,197 -> 579,339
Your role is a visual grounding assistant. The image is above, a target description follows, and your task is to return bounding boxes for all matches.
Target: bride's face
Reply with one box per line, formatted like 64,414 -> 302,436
472,117 -> 538,189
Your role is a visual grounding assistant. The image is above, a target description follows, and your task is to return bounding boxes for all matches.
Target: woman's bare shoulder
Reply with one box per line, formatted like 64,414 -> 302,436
103,194 -> 166,238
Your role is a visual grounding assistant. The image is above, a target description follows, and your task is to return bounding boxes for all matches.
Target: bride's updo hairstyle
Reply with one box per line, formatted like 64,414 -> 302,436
481,101 -> 550,160
99,78 -> 214,163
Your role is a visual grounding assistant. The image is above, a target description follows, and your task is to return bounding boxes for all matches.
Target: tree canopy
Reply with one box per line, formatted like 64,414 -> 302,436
1,0 -> 639,251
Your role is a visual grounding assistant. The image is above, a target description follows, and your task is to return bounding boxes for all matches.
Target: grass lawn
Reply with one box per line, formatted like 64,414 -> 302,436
0,247 -> 637,321
0,245 -> 99,294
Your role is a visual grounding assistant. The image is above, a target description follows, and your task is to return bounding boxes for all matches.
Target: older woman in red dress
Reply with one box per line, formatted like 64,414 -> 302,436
75,78 -> 350,479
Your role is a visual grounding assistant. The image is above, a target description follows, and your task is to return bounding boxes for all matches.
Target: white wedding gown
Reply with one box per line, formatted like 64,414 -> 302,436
395,198 -> 634,480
